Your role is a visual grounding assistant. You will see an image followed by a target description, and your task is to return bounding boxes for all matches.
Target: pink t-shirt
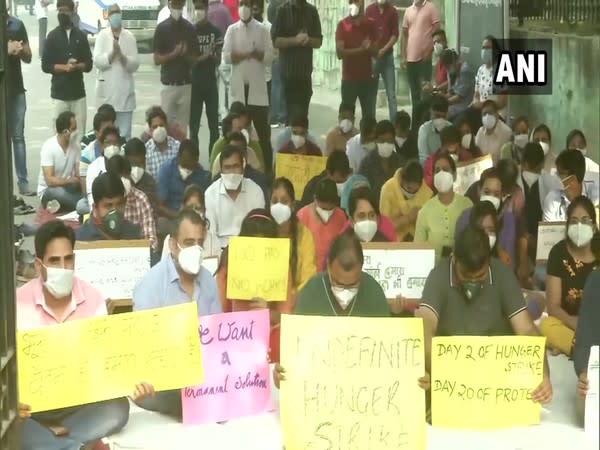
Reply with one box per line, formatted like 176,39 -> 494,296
402,1 -> 441,62
17,277 -> 107,330
297,205 -> 347,272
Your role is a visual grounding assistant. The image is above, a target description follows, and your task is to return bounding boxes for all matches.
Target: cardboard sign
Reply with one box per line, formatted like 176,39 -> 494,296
275,153 -> 327,198
280,314 -> 426,450
362,242 -> 435,299
74,240 -> 150,300
585,345 -> 599,445
432,335 -> 545,429
182,310 -> 274,425
18,303 -> 203,412
536,222 -> 566,262
454,154 -> 493,195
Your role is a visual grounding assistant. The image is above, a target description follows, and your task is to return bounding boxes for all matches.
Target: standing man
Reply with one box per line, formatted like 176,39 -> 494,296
366,0 -> 398,122
190,0 -> 223,156
93,3 -> 139,140
35,0 -> 50,58
401,0 -> 440,124
336,0 -> 378,120
271,0 -> 322,120
222,0 -> 274,174
153,0 -> 199,132
42,0 -> 93,146
7,14 -> 34,196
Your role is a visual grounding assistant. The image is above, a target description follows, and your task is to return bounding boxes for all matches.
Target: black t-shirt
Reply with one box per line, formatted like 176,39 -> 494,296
192,20 -> 222,81
7,16 -> 28,95
153,17 -> 199,85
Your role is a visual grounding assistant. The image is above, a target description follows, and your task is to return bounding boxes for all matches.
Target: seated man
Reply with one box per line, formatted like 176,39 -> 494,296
211,130 -> 264,176
158,139 -> 212,220
17,220 -> 153,449
205,145 -> 265,247
416,226 -> 552,404
80,103 -> 119,148
144,106 -> 181,180
439,49 -> 475,121
79,111 -> 114,190
76,172 -> 142,241
124,137 -> 159,219
277,114 -> 322,156
417,94 -> 452,165
37,111 -> 83,212
139,105 -> 187,144
325,103 -> 358,155
474,100 -> 512,163
106,155 -> 158,250
395,110 -> 418,161
273,122 -> 319,154
346,115 -> 377,173
301,151 -> 352,208
423,125 -> 473,189
133,209 -> 222,418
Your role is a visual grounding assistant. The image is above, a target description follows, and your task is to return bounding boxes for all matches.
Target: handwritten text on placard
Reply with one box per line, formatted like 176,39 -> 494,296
454,154 -> 493,195
536,222 -> 566,262
280,315 -> 426,450
275,153 -> 327,198
432,336 -> 545,429
18,302 -> 203,412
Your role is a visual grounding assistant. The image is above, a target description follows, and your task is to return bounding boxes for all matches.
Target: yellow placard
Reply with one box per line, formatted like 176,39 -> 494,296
18,302 -> 203,413
431,335 -> 546,429
275,153 -> 327,198
226,236 -> 291,301
280,314 -> 426,450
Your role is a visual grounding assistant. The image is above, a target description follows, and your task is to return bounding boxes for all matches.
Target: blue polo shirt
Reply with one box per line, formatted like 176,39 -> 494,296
157,156 -> 212,211
76,218 -> 142,241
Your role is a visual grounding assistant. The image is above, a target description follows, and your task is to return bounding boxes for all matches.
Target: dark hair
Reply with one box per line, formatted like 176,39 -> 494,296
395,110 -> 411,131
566,196 -> 598,234
454,225 -> 491,273
124,138 -> 146,158
432,29 -> 447,40
226,130 -> 247,146
97,104 -> 117,122
480,167 -> 503,189
93,111 -> 112,132
290,113 -> 309,130
56,0 -> 74,10
327,229 -> 364,270
315,178 -> 338,204
34,220 -> 76,259
100,125 -> 120,143
105,154 -> 132,177
92,172 -> 125,205
481,99 -> 498,112
512,116 -> 529,132
272,177 -> 299,286
359,116 -> 377,135
326,151 -> 351,176
348,186 -> 380,218
171,208 -> 206,238
434,151 -> 457,174
470,200 -> 501,256
440,125 -> 461,146
219,144 -> 244,167
483,34 -> 501,58
55,111 -> 75,133
183,184 -> 205,207
566,129 -> 586,149
146,106 -> 167,127
522,142 -> 544,168
532,123 -> 552,143
339,103 -> 355,116
375,120 -> 395,138
402,159 -> 424,184
221,115 -> 234,137
229,101 -> 249,118
556,149 -> 586,183
430,94 -> 449,113
179,139 -> 200,160
497,159 -> 519,190
440,48 -> 458,67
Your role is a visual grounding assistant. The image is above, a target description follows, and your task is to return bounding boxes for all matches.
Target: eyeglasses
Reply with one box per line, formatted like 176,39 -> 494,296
568,217 -> 594,225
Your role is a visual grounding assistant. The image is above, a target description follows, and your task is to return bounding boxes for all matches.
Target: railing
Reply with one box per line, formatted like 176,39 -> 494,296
509,0 -> 600,25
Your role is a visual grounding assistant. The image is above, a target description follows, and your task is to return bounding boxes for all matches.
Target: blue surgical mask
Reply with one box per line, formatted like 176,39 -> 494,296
481,48 -> 493,64
108,12 -> 122,29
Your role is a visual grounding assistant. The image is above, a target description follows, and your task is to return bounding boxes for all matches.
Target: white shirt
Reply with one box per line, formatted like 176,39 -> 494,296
262,19 -> 273,82
35,0 -> 48,19
37,136 -> 80,197
584,156 -> 600,185
542,181 -> 600,222
222,19 -> 274,106
85,156 -> 107,207
475,120 -> 513,163
93,27 -> 139,112
204,177 -> 266,247
346,133 -> 369,173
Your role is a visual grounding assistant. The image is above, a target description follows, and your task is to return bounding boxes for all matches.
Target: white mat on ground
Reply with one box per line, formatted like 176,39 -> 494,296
107,355 -> 593,450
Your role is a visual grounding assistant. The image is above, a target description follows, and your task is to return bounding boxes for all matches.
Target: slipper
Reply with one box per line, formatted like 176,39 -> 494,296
13,205 -> 35,215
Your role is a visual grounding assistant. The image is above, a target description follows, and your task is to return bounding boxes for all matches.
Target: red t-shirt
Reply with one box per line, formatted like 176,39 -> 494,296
435,58 -> 447,86
336,16 -> 376,82
364,3 -> 399,56
223,0 -> 239,22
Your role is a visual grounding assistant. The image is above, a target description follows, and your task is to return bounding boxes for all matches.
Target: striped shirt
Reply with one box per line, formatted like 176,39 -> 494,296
125,186 -> 158,250
145,136 -> 180,179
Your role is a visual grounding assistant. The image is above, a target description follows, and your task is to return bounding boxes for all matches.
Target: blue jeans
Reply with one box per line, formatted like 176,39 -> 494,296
41,185 -> 83,212
270,59 -> 287,124
115,111 -> 133,141
21,398 -> 129,450
373,52 -> 397,121
135,390 -> 182,419
8,92 -> 28,193
76,197 -> 90,215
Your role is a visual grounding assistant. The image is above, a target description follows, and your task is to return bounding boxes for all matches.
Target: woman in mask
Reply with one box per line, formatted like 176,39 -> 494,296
414,152 -> 473,261
455,114 -> 482,158
468,200 -> 512,266
566,129 -> 599,183
531,123 -> 556,174
540,196 -> 599,356
343,186 -> 396,243
423,125 -> 473,190
499,116 -> 530,164
471,35 -> 508,120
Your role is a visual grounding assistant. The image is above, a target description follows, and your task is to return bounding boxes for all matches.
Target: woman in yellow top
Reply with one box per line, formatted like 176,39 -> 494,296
414,152 -> 473,260
380,160 -> 433,242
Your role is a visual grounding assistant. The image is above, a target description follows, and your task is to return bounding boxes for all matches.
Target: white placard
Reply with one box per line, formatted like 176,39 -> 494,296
75,240 -> 150,299
536,222 -> 566,262
362,243 -> 435,299
454,154 -> 493,195
585,345 -> 599,445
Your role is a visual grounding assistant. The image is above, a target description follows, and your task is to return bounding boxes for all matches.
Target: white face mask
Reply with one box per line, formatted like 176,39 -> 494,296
522,171 -> 540,188
401,186 -> 416,200
316,206 -> 334,223
177,244 -> 204,275
152,126 -> 168,144
567,223 -> 594,248
354,219 -> 377,242
461,133 -> 472,149
433,170 -> 454,193
336,182 -> 346,197
170,8 -> 183,20
104,145 -> 120,160
433,42 -> 444,56
349,3 -> 360,17
377,142 -> 395,158
222,172 -> 243,190
514,133 -> 529,148
538,141 -> 550,156
270,202 -> 292,225
193,8 -> 206,23
121,177 -> 132,195
130,166 -> 145,184
576,147 -> 587,156
363,141 -> 376,152
179,166 -> 193,181
482,113 -> 497,130
339,119 -> 353,134
432,118 -> 447,132
395,136 -> 406,147
241,128 -> 250,144
291,134 -> 306,149
44,266 -> 75,298
331,285 -> 358,309
488,233 -> 497,249
480,194 -> 501,211
238,5 -> 251,21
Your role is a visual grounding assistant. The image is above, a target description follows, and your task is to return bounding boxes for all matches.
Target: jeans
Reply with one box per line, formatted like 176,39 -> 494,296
341,78 -> 377,119
8,92 -> 29,193
270,59 -> 287,124
76,197 -> 90,215
406,59 -> 432,125
41,185 -> 83,212
115,111 -> 133,141
39,18 -> 47,58
190,75 -> 219,159
21,398 -> 129,450
373,52 -> 397,121
135,390 -> 182,419
282,76 -> 312,122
